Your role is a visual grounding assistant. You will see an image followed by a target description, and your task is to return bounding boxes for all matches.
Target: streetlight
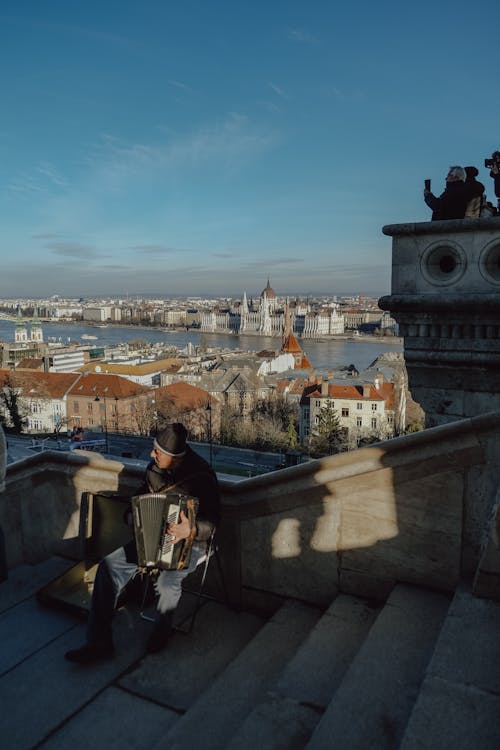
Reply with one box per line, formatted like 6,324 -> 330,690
205,402 -> 213,467
94,389 -> 109,453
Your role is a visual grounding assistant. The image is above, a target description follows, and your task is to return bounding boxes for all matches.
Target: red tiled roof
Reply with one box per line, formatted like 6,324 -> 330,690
68,372 -> 150,398
0,369 -> 81,398
156,382 -> 211,410
300,381 -> 394,404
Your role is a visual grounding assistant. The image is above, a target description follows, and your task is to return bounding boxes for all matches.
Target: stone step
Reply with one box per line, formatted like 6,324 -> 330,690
0,557 -> 74,613
306,584 -> 451,750
37,686 -> 179,750
0,606 -> 152,750
400,585 -> 500,750
118,600 -> 265,712
0,596 -> 76,675
155,599 -> 322,750
226,594 -> 381,750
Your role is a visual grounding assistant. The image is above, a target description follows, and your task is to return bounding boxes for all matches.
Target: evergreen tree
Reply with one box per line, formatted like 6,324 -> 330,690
310,399 -> 342,456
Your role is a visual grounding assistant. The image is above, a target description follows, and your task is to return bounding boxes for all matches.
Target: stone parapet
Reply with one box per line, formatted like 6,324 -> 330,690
2,413 -> 500,607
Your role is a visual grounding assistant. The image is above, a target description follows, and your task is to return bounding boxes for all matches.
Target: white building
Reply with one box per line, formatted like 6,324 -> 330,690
300,376 -> 396,448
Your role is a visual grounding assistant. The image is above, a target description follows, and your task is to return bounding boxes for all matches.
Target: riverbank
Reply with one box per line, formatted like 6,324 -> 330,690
27,318 -> 402,344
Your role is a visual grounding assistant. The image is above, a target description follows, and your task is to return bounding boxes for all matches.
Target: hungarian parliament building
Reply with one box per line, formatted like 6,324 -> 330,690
200,280 -> 345,338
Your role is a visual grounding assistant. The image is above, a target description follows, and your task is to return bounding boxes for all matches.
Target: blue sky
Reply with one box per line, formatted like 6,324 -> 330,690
1,1 -> 499,299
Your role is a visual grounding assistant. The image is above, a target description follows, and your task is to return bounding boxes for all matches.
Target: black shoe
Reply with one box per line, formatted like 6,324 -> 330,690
65,642 -> 114,664
146,623 -> 172,654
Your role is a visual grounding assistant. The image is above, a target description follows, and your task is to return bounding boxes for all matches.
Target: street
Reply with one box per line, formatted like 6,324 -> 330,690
4,432 -> 297,476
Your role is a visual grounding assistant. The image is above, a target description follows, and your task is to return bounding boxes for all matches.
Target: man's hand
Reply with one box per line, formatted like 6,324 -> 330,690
167,510 -> 191,545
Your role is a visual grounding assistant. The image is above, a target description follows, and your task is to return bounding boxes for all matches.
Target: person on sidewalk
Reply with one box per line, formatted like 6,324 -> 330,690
65,422 -> 220,664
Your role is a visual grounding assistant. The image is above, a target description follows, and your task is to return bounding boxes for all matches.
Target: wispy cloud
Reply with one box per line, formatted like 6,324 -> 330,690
168,79 -> 195,94
81,113 -> 278,192
329,86 -> 365,103
268,82 -> 288,99
130,244 -> 185,254
287,28 -> 319,44
45,240 -> 100,258
32,233 -> 61,239
6,174 -> 44,195
36,161 -> 68,187
6,160 -> 67,199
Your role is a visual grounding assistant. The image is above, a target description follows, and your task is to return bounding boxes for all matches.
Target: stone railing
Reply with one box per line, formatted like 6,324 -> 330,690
2,413 -> 500,605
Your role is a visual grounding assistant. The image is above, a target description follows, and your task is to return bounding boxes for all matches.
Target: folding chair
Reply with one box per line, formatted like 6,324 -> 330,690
139,529 -> 229,633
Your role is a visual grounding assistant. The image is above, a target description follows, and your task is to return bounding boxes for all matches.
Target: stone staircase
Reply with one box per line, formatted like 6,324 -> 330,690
1,558 -> 499,750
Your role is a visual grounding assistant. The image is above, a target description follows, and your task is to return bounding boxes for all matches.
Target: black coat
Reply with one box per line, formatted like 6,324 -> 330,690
424,181 -> 468,221
142,446 -> 220,542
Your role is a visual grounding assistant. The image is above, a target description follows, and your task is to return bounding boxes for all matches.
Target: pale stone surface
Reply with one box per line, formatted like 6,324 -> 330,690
0,556 -> 74,612
425,585 -> 500,693
0,597 -> 75,674
273,594 -> 380,708
306,585 -> 450,750
119,601 -> 265,711
0,611 -> 151,750
227,594 -> 381,749
401,676 -> 500,750
40,686 -> 179,750
226,695 -> 318,750
154,600 -> 321,750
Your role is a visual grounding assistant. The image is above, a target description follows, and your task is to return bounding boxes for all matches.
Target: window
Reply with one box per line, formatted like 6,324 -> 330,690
357,417 -> 362,427
315,400 -> 321,407
341,408 -> 349,418
371,418 -> 377,429
371,403 -> 377,411
87,403 -> 93,414
357,402 -> 363,410
73,401 -> 79,413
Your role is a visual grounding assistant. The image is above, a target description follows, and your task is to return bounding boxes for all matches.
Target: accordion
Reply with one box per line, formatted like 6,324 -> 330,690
131,491 -> 199,571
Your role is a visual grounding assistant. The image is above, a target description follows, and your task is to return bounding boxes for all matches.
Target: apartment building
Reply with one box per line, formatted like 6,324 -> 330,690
299,375 -> 396,448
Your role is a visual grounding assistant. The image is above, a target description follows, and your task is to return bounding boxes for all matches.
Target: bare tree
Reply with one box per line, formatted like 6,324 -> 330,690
0,373 -> 27,433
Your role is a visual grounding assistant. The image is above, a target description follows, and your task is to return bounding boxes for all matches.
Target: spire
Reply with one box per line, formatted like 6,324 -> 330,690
241,291 -> 249,315
283,297 -> 292,344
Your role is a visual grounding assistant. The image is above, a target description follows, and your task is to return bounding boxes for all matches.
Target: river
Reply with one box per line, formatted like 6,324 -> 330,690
0,319 -> 402,373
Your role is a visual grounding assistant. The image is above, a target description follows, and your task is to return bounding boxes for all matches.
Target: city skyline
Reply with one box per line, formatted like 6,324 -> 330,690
1,1 -> 499,298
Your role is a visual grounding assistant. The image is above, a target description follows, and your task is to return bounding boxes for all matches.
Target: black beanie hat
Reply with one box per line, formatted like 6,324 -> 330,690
154,423 -> 187,456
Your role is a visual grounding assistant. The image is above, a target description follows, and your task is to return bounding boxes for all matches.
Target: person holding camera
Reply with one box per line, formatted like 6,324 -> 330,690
486,151 -> 500,210
423,166 -> 468,221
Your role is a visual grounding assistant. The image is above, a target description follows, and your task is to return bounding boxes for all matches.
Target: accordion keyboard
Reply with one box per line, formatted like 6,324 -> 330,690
159,504 -> 181,565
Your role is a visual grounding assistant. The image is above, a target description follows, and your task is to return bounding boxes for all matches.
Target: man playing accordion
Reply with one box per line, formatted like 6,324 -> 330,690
65,422 -> 220,664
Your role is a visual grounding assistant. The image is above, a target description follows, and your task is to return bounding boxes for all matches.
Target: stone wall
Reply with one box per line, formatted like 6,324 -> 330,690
2,412 -> 500,606
221,412 -> 500,606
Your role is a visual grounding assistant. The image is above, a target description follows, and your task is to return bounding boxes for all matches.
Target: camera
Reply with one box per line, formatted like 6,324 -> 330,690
485,152 -> 500,170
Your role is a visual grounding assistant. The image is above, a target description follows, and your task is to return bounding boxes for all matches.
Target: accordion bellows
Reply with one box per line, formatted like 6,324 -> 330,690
131,491 -> 199,570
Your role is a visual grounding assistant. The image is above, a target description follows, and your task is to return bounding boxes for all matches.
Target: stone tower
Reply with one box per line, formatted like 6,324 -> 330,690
379,217 -> 500,427
14,307 -> 28,344
30,306 -> 44,343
